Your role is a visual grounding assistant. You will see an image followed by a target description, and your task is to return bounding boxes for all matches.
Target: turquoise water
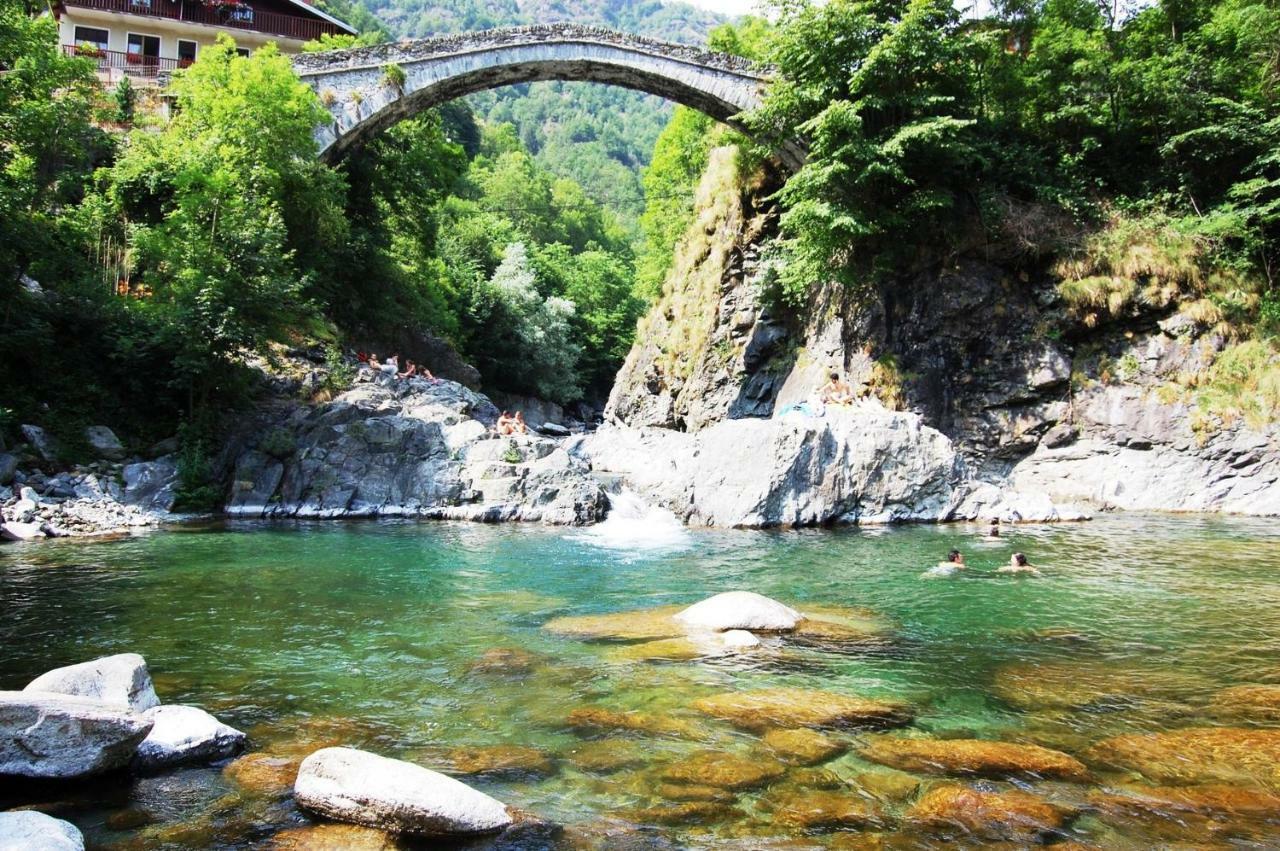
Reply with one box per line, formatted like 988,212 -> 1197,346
2,512 -> 1280,848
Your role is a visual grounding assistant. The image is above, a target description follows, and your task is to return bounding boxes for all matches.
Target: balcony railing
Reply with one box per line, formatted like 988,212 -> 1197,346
64,43 -> 186,77
62,0 -> 345,42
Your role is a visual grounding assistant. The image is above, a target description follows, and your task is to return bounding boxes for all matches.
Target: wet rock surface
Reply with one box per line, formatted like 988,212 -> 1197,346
905,784 -> 1074,843
1085,727 -> 1280,786
660,750 -> 787,790
447,744 -> 557,779
761,728 -> 848,765
692,688 -> 913,732
858,736 -> 1088,779
760,788 -> 884,831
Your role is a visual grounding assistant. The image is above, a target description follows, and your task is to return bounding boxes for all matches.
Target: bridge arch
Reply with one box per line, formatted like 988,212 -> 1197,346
293,25 -> 798,169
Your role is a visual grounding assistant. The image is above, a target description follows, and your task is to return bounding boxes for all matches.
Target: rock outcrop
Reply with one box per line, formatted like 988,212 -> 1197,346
24,653 -> 160,713
293,746 -> 514,836
225,378 -> 606,524
0,692 -> 152,778
132,705 -> 246,771
0,811 -> 85,851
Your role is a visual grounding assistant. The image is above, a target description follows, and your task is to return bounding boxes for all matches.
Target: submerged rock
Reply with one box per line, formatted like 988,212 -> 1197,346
1085,727 -> 1280,786
0,810 -> 85,851
991,661 -> 1209,711
24,653 -> 160,713
623,801 -> 740,826
132,705 -> 246,772
858,736 -> 1088,780
268,823 -> 399,850
761,789 -> 884,831
692,688 -> 913,732
1207,684 -> 1280,720
1089,783 -> 1280,819
566,739 -> 647,774
543,606 -> 685,642
294,746 -> 513,836
467,647 -> 542,676
674,592 -> 803,632
906,784 -> 1074,843
447,744 -> 557,779
223,752 -> 298,797
661,750 -> 786,790
0,691 -> 152,778
656,782 -> 737,803
761,728 -> 848,766
566,707 -> 702,739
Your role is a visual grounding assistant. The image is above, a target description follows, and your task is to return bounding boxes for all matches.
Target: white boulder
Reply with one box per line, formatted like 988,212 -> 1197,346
0,692 -> 151,778
294,747 -> 513,836
721,629 -> 762,648
675,592 -> 803,632
24,653 -> 160,712
132,705 -> 246,771
1,521 -> 44,541
84,426 -> 125,461
0,811 -> 84,851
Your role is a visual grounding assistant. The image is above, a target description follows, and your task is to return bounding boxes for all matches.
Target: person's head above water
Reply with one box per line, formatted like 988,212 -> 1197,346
829,371 -> 839,382
947,549 -> 963,563
1012,552 -> 1029,567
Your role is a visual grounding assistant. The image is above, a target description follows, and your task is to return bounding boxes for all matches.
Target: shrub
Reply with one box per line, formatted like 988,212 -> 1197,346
258,427 -> 296,459
380,63 -> 406,91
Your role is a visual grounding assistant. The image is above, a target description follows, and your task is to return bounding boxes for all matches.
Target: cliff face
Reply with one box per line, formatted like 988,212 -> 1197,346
608,150 -> 1280,517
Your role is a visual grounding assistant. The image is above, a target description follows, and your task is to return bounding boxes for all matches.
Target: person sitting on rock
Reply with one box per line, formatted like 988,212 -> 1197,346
819,371 -> 855,406
998,552 -> 1041,576
496,411 -> 515,435
376,354 -> 398,385
923,549 -> 966,578
513,412 -> 528,435
398,359 -> 417,379
419,364 -> 437,382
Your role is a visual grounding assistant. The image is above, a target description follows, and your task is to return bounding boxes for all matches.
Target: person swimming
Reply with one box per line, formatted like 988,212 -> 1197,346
922,549 -> 966,578
983,518 -> 1001,539
997,552 -> 1041,576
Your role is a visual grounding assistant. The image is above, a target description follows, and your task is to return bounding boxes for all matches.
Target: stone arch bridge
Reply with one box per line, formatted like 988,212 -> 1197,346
293,25 -> 799,168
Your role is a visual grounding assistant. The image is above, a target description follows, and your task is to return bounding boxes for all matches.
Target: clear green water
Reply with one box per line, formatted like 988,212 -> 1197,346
2,513 -> 1280,848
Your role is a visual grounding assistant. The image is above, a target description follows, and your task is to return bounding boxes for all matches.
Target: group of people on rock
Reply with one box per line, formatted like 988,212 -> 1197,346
778,370 -> 870,419
357,352 -> 438,386
495,411 -> 528,435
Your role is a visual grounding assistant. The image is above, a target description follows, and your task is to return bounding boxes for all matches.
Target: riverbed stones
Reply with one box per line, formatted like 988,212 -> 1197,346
674,592 -> 803,632
447,744 -> 556,779
132,705 -> 246,772
656,782 -> 736,802
1089,783 -> 1280,819
566,707 -> 701,739
269,823 -> 399,850
692,688 -> 913,732
1085,727 -> 1280,786
858,736 -> 1088,780
660,750 -> 786,790
0,810 -> 85,851
543,606 -> 685,641
467,647 -> 542,675
224,752 -> 298,796
855,769 -> 921,802
566,739 -> 646,774
294,746 -> 513,836
906,785 -> 1073,842
24,653 -> 160,713
762,728 -> 847,765
1207,684 -> 1280,720
0,691 -> 152,778
761,789 -> 884,831
623,801 -> 740,826
991,662 -> 1208,711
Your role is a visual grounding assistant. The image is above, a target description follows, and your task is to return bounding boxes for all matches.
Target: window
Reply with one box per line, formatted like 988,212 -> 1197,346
126,33 -> 160,66
235,47 -> 251,57
177,39 -> 197,66
73,26 -> 109,51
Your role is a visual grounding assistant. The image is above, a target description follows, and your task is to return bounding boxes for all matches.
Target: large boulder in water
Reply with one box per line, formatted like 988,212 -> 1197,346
0,691 -> 152,778
25,653 -> 160,712
674,592 -> 803,632
132,705 -> 246,772
858,736 -> 1088,780
0,811 -> 85,851
294,746 -> 513,836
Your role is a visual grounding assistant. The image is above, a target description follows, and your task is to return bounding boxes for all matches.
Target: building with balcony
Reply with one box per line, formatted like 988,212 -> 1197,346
55,0 -> 356,81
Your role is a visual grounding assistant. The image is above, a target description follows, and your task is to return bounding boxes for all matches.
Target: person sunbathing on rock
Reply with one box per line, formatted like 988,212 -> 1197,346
997,552 -> 1041,576
397,359 -> 417,379
513,412 -> 528,434
819,371 -> 855,406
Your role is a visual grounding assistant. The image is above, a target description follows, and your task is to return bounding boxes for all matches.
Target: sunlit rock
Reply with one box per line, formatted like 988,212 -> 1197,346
656,782 -> 736,803
132,705 -> 246,772
606,637 -> 705,663
692,688 -> 913,732
721,630 -> 761,649
566,707 -> 702,739
761,728 -> 847,766
1085,727 -> 1280,786
294,747 -> 513,836
268,823 -> 399,850
24,653 -> 160,713
223,753 -> 297,797
0,811 -> 85,851
787,767 -> 849,790
991,661 -> 1210,711
854,769 -> 921,802
565,739 -> 646,774
466,647 -> 542,676
1089,783 -> 1280,819
760,788 -> 884,831
906,784 -> 1075,843
447,744 -> 557,779
542,606 -> 685,641
660,750 -> 786,790
675,592 -> 803,632
0,691 -> 151,778
1207,684 -> 1280,721
622,801 -> 741,826
858,736 -> 1088,780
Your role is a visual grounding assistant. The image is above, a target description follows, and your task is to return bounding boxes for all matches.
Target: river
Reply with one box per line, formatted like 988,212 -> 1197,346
2,510 -> 1280,848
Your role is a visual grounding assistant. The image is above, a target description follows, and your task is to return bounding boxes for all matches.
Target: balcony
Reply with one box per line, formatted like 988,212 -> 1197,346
64,44 -> 185,77
61,0 -> 346,43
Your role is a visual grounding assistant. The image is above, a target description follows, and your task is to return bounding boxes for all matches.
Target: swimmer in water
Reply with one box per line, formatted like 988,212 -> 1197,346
983,518 -> 1001,539
922,549 -> 966,578
997,552 -> 1041,576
